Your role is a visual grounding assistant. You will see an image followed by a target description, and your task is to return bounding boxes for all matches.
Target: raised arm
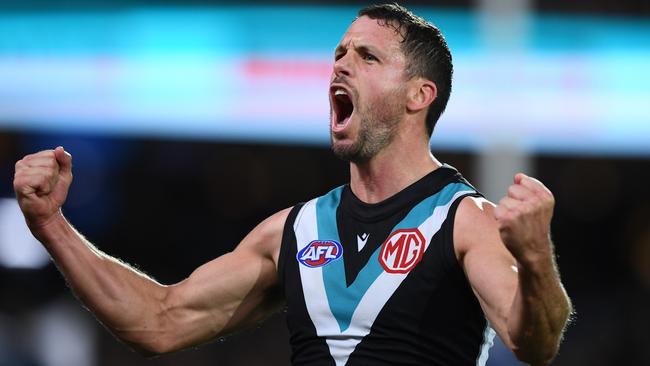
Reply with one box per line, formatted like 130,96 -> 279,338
13,147 -> 288,355
455,173 -> 572,366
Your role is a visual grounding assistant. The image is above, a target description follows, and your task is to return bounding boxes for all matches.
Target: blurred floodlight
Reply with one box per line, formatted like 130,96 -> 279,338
0,7 -> 648,154
0,198 -> 50,269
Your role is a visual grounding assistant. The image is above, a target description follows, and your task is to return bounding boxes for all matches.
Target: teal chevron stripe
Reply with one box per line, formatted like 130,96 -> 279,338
394,182 -> 473,230
315,186 -> 347,331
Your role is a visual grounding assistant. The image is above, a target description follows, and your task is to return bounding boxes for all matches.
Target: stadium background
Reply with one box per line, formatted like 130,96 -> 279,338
0,0 -> 649,365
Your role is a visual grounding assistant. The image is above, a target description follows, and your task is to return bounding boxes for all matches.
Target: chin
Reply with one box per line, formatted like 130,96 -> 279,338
331,141 -> 358,162
332,140 -> 374,163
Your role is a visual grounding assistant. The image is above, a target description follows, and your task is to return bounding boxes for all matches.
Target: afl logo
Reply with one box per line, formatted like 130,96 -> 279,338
297,240 -> 343,268
379,229 -> 426,274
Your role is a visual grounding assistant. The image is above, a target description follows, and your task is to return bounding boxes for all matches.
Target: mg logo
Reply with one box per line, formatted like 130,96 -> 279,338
379,229 -> 426,274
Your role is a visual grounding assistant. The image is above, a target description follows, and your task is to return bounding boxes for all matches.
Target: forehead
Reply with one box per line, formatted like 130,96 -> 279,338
338,16 -> 403,53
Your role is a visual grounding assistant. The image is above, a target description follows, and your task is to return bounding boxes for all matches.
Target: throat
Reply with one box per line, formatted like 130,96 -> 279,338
350,158 -> 402,204
350,152 -> 441,204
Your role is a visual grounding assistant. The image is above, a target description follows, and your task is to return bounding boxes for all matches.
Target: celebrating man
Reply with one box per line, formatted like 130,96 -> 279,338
14,4 -> 571,366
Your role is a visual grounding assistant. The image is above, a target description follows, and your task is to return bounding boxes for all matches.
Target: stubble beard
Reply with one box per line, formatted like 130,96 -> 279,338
331,93 -> 403,163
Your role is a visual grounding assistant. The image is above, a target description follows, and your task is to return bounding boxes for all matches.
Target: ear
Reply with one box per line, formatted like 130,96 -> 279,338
406,79 -> 437,113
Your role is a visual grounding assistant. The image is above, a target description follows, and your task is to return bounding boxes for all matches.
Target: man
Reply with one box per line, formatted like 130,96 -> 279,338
13,4 -> 571,366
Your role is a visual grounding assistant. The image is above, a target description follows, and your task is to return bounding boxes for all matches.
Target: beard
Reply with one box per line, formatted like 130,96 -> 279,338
331,92 -> 403,163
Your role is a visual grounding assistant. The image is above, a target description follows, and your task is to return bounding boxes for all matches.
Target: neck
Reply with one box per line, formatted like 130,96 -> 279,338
349,136 -> 441,204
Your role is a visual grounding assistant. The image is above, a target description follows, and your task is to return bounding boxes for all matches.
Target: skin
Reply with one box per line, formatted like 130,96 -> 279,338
13,16 -> 571,365
329,30 -> 405,162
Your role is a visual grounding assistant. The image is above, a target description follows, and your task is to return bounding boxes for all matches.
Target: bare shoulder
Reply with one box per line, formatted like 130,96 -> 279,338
236,207 -> 293,266
453,196 -> 503,259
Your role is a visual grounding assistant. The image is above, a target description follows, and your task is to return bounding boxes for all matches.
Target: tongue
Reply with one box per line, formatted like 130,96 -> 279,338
338,113 -> 350,126
336,95 -> 353,124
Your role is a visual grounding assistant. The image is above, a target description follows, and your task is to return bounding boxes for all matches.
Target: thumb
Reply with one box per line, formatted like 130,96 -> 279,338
54,146 -> 73,177
513,172 -> 527,185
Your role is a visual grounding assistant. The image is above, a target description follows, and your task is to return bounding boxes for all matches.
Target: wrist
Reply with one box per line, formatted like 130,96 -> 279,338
517,255 -> 555,276
28,210 -> 70,243
514,238 -> 556,273
516,254 -> 557,280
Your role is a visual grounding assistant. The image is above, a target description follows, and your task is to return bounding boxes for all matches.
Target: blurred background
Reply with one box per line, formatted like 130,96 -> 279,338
0,0 -> 648,365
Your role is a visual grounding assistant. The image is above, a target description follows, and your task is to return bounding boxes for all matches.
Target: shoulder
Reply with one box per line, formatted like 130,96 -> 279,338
237,207 -> 294,266
452,195 -> 502,260
256,207 -> 294,239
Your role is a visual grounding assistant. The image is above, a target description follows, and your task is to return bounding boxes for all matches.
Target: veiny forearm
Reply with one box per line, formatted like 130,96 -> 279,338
32,212 -> 170,353
507,253 -> 572,366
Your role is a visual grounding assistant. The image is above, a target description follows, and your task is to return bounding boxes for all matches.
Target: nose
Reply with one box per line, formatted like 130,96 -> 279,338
333,53 -> 353,78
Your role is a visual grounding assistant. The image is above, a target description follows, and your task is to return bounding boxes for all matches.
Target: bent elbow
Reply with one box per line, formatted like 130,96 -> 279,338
133,294 -> 184,356
512,341 -> 559,366
132,345 -> 162,358
113,320 -> 181,357
129,336 -> 178,357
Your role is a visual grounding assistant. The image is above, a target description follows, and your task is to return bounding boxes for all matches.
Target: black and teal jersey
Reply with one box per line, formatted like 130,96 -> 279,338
278,165 -> 495,366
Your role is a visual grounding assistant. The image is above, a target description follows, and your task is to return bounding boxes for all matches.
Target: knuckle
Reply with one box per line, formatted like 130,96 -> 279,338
534,194 -> 546,205
546,192 -> 556,205
42,168 -> 54,180
520,202 -> 533,214
532,188 -> 545,199
527,195 -> 541,207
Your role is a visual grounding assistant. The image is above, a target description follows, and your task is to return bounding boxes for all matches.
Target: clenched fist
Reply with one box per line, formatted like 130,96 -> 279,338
13,146 -> 73,230
494,173 -> 555,265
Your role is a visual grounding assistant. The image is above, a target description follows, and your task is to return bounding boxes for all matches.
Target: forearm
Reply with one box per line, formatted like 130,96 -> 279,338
507,249 -> 572,365
32,211 -> 170,353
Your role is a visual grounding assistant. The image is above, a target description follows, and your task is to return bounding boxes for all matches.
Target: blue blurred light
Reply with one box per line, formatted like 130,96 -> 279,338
0,6 -> 648,155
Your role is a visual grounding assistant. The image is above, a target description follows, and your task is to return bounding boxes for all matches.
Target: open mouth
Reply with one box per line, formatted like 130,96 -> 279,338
331,86 -> 354,128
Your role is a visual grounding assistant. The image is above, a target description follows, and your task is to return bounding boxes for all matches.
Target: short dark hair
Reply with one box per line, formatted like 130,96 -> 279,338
358,3 -> 453,136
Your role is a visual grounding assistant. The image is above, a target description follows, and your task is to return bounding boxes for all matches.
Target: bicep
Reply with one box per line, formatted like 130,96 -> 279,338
159,209 -> 289,351
455,197 -> 518,347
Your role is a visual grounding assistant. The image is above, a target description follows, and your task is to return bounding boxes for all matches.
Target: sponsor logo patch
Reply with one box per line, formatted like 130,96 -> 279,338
357,233 -> 370,251
297,240 -> 343,268
379,228 -> 426,274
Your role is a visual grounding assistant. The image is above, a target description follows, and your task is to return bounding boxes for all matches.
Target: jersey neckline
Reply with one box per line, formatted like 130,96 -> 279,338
341,164 -> 461,223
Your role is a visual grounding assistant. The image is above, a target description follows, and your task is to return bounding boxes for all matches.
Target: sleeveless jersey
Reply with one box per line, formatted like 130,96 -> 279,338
277,165 -> 496,366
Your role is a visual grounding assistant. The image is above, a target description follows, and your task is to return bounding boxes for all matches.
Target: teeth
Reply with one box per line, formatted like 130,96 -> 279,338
334,88 -> 347,96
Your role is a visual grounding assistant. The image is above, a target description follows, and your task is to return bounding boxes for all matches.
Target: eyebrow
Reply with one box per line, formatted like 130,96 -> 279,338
357,45 -> 381,57
334,43 -> 383,58
334,44 -> 347,57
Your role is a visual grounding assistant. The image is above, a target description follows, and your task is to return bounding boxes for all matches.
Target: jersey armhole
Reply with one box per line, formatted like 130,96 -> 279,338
277,203 -> 305,292
442,192 -> 483,273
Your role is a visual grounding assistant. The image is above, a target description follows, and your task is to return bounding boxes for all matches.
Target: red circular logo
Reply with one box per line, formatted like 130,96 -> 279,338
379,229 -> 426,274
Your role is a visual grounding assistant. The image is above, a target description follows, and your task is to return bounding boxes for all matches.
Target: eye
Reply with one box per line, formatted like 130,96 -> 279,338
363,53 -> 378,62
